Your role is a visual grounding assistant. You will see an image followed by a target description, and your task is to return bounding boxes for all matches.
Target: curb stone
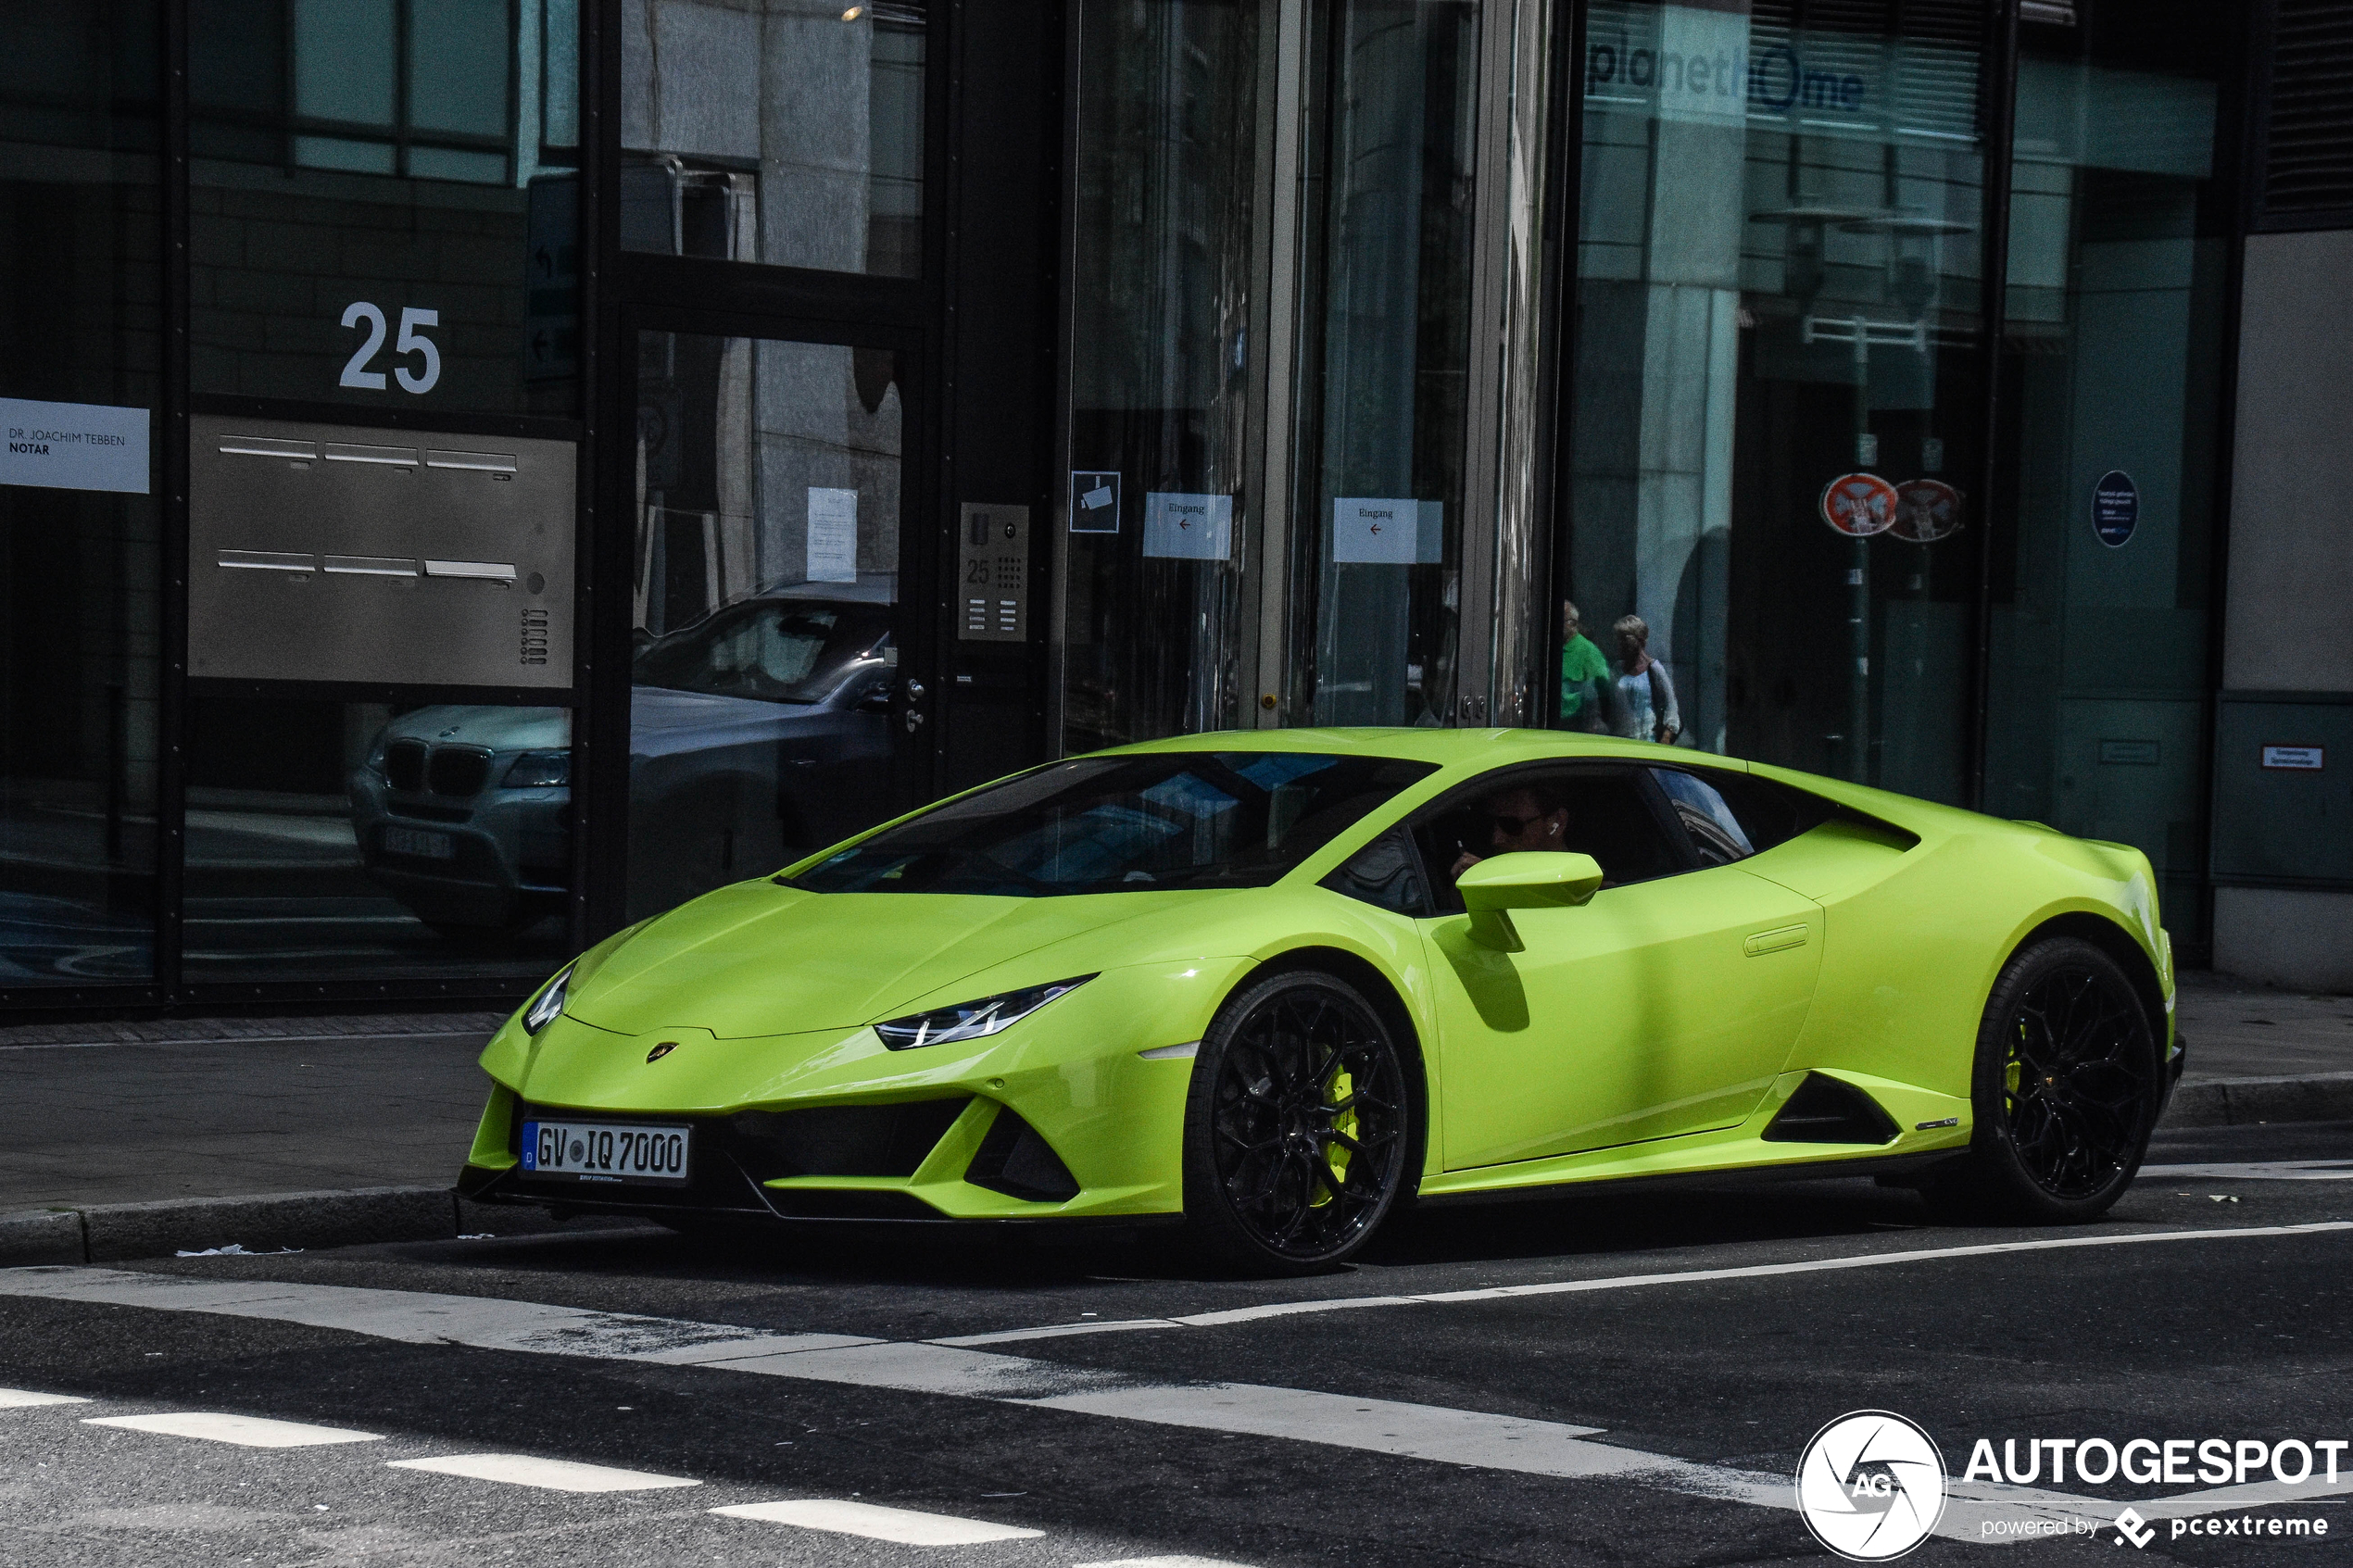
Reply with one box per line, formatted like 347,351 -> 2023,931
0,1186 -> 459,1267
2160,1072 -> 2353,1130
1,1073 -> 2345,1266
0,1209 -> 84,1266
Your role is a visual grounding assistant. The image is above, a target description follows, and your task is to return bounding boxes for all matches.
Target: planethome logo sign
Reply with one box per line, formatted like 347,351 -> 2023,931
1796,1411 -> 1948,1561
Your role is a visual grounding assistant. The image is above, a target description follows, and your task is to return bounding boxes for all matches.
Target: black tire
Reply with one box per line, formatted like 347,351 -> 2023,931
1925,935 -> 2160,1224
1181,969 -> 1414,1275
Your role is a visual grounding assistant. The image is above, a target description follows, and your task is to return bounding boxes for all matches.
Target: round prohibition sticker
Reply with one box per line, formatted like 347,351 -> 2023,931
1794,1410 -> 1947,1561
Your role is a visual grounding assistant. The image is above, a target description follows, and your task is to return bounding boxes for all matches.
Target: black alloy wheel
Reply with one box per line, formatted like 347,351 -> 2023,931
2001,962 -> 2156,1198
1182,970 -> 1413,1273
1928,935 -> 2159,1223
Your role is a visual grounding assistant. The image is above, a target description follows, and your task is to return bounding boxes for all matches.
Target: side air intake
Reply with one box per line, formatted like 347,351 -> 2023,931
1762,1073 -> 1902,1146
964,1107 -> 1081,1203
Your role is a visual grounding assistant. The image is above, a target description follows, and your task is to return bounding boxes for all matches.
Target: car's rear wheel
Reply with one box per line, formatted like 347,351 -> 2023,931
1925,935 -> 2159,1223
1181,969 -> 1412,1274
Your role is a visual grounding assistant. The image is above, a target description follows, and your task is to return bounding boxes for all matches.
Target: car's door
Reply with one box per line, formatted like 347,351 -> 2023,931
1411,762 -> 1825,1170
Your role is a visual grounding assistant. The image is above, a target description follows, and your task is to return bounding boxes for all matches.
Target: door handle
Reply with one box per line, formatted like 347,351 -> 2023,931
1743,925 -> 1808,957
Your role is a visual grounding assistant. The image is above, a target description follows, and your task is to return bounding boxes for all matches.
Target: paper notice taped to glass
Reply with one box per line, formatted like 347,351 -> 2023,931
0,396 -> 150,494
1143,492 -> 1232,560
806,486 -> 859,583
1332,497 -> 1441,564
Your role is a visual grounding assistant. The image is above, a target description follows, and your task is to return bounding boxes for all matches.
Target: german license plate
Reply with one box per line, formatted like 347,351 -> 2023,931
383,824 -> 455,859
521,1119 -> 691,1184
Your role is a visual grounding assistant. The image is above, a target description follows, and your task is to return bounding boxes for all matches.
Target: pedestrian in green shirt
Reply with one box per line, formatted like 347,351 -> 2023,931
1558,599 -> 1610,729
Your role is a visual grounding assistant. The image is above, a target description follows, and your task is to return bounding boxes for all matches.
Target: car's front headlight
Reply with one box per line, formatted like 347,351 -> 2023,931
503,751 -> 571,788
522,966 -> 573,1034
874,975 -> 1095,1050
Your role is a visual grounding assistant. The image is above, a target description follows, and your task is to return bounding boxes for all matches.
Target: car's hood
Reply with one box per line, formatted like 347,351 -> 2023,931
383,704 -> 572,750
563,879 -> 1240,1037
627,685 -> 836,746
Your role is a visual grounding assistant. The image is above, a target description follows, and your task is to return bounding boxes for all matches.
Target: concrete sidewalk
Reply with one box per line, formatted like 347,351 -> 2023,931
0,972 -> 2345,1261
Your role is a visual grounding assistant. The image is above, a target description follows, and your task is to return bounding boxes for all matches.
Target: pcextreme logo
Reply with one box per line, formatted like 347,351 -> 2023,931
1795,1411 -> 1947,1561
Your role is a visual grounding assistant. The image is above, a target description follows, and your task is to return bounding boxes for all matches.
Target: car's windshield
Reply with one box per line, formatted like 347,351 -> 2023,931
787,752 -> 1437,896
634,599 -> 891,704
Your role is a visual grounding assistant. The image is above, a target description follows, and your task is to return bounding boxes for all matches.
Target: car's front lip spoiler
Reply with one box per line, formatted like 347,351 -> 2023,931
455,1160 -> 1176,1229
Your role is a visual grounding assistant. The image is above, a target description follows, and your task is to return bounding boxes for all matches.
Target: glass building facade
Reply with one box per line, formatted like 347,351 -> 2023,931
0,0 -> 2307,1012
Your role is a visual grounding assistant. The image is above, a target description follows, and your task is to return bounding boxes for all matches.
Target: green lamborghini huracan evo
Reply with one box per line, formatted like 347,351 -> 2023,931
459,728 -> 2179,1273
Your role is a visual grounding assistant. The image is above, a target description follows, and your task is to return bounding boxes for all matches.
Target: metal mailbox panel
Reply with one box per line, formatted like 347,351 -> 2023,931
188,415 -> 575,687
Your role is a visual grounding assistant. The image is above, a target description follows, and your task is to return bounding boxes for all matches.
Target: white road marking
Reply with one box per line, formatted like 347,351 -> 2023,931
83,1411 -> 382,1448
2143,1160 -> 2353,1182
936,1221 -> 2353,1346
0,1387 -> 89,1408
387,1454 -> 700,1493
1073,1560 -> 1257,1568
711,1499 -> 1043,1544
10,1222 -> 2353,1548
1023,1384 -> 1665,1478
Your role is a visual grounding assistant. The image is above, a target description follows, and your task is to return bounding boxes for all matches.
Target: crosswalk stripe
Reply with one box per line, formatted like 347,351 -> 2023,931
0,1388 -> 89,1408
711,1499 -> 1044,1545
17,1242 -> 2353,1547
1071,1559 -> 1259,1568
387,1453 -> 701,1493
83,1411 -> 382,1448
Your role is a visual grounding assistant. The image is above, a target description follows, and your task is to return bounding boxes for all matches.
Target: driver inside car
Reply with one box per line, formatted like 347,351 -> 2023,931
1450,781 -> 1570,879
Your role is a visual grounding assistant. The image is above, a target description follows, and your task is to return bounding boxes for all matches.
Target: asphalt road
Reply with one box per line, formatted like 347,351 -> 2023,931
4,1120 -> 2349,1567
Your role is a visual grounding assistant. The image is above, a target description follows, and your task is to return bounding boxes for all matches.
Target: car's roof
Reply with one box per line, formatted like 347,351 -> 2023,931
1099,726 -> 1729,771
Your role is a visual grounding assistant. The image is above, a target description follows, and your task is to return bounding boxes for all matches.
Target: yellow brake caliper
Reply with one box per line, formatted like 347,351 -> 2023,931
1314,1067 -> 1354,1208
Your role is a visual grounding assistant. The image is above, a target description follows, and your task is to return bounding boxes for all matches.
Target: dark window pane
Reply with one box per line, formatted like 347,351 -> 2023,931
184,694 -> 572,979
1320,826 -> 1434,917
0,0 -> 162,985
1650,767 -> 1753,866
1702,771 -> 1834,856
409,0 -> 512,138
191,0 -> 578,416
294,0 -> 396,126
793,753 -> 1436,897
626,331 -> 906,922
1568,0 -> 1986,797
621,0 -> 925,275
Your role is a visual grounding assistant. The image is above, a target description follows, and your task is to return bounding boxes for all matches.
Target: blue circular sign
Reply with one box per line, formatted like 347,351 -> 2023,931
2092,470 -> 2137,547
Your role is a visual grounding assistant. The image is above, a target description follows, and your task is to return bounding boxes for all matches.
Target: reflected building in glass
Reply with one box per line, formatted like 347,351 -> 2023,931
6,0 -> 2350,1012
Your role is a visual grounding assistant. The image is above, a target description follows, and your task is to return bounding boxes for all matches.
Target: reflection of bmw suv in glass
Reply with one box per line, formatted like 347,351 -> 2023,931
350,588 -> 895,934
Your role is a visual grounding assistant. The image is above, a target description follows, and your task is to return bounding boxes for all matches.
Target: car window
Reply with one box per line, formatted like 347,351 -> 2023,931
788,752 -> 1438,897
1700,770 -> 1836,853
1320,826 -> 1435,917
1650,768 -> 1754,867
634,598 -> 891,704
1413,765 -> 1687,912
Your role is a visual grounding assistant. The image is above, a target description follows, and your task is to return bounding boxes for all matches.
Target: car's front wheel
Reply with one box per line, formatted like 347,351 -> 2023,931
1926,935 -> 2160,1223
1181,969 -> 1413,1274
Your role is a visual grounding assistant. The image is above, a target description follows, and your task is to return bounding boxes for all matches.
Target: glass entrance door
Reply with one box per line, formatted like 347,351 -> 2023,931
1057,0 -> 1524,751
625,324 -> 923,921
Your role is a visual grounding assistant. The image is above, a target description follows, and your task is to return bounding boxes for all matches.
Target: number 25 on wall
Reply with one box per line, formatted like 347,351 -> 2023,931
340,302 -> 442,394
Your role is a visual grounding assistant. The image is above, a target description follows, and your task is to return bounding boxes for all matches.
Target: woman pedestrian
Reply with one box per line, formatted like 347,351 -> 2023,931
1609,614 -> 1680,745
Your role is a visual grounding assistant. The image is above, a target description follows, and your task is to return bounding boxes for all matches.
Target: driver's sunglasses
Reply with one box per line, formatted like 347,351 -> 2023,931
1486,811 -> 1546,835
